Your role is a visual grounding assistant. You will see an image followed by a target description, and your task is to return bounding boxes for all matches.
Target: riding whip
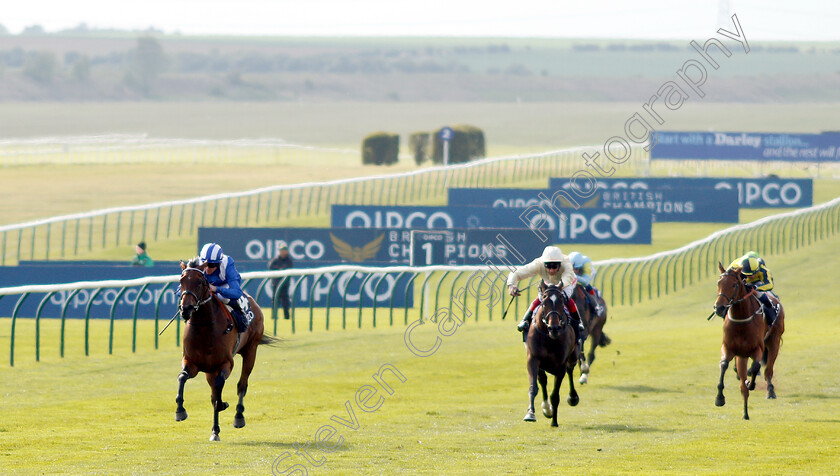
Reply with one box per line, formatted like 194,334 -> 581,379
158,310 -> 181,335
501,283 -> 537,320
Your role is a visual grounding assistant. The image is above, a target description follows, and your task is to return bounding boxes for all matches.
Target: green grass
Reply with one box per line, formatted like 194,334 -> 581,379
1,234 -> 838,474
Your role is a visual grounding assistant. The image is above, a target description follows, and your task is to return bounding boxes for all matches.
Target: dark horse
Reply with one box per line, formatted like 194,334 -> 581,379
713,262 -> 785,420
175,259 -> 278,440
524,282 -> 580,427
571,284 -> 610,384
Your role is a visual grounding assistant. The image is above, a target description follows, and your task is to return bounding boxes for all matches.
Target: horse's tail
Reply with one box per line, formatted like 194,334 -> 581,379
598,332 -> 611,347
260,334 -> 283,347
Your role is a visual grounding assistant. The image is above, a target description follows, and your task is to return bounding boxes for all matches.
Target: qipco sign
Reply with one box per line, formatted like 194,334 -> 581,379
712,180 -> 809,207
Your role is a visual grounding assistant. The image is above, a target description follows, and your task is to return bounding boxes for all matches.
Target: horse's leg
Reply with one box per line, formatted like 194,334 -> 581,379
746,345 -> 763,392
715,346 -> 731,407
764,335 -> 781,400
580,324 -> 598,385
234,343 -> 259,428
735,356 -> 750,420
764,316 -> 784,400
538,370 -> 552,418
566,354 -> 579,408
550,373 -> 562,427
207,365 -> 232,441
175,363 -> 198,421
524,356 -> 539,422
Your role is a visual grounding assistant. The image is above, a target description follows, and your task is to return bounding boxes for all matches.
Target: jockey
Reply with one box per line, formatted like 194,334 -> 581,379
567,251 -> 605,318
199,242 -> 250,333
506,245 -> 585,347
728,251 -> 778,326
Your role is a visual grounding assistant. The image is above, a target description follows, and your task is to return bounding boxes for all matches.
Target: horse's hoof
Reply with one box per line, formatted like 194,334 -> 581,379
551,421 -> 558,428
234,415 -> 246,428
210,433 -> 220,441
748,381 -> 756,391
567,394 -> 579,407
715,396 -> 725,407
579,374 -> 588,385
175,410 -> 188,422
767,388 -> 776,399
743,414 -> 750,421
541,401 -> 553,418
523,411 -> 536,422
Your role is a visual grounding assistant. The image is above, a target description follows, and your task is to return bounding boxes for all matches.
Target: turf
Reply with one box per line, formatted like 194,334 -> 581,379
1,236 -> 838,474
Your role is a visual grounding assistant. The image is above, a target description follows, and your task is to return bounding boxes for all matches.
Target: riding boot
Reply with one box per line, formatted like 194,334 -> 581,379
517,310 -> 533,333
569,309 -> 585,351
758,293 -> 777,327
229,299 -> 249,333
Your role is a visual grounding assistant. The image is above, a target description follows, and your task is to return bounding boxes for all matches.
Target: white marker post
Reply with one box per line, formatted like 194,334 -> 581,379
439,126 -> 454,166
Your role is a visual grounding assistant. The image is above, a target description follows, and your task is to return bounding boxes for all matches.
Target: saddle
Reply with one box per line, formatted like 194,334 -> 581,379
214,294 -> 255,333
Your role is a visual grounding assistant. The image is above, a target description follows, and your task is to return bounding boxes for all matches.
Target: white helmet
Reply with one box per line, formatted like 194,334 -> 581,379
540,246 -> 564,264
568,251 -> 585,269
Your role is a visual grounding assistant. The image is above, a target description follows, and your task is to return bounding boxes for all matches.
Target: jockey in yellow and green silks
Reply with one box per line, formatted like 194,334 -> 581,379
727,251 -> 778,325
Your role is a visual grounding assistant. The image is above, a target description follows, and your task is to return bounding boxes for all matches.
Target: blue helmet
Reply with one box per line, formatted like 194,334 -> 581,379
199,243 -> 224,264
568,251 -> 586,269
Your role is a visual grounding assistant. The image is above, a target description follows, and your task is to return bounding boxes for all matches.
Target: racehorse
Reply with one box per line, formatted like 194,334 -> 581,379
175,259 -> 278,440
571,284 -> 611,384
712,262 -> 785,420
523,282 -> 580,427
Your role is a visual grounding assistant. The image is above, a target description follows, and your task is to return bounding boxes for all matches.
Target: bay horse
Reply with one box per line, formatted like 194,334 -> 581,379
712,262 -> 785,420
571,284 -> 610,384
524,282 -> 580,427
175,259 -> 278,441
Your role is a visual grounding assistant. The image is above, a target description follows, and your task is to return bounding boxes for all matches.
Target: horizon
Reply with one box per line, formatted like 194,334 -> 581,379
1,0 -> 838,42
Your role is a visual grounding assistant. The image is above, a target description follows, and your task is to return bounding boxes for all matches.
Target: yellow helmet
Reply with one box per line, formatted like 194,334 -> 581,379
741,256 -> 760,276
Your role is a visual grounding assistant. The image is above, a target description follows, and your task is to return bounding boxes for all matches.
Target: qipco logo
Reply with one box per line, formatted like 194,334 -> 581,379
556,213 -> 639,240
344,210 -> 454,229
246,239 -> 326,260
715,181 -> 802,206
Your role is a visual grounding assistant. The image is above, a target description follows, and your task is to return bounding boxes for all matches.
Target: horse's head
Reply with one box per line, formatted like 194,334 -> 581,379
179,258 -> 210,321
539,283 -> 567,340
714,262 -> 746,318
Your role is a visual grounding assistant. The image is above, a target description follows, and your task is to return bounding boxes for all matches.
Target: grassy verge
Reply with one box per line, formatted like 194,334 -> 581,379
1,235 -> 838,474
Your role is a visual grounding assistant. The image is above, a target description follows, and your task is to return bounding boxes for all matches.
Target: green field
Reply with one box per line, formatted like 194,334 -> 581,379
1,235 -> 838,474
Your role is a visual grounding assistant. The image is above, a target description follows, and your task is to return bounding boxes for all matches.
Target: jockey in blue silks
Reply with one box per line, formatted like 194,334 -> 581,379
199,242 -> 250,333
567,251 -> 605,318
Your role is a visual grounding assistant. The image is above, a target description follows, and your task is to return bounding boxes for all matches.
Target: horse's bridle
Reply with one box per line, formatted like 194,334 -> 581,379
539,287 -> 567,330
180,268 -> 213,317
715,271 -> 761,323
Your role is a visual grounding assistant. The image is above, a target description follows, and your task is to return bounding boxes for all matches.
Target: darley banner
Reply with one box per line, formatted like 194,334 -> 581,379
651,131 -> 840,162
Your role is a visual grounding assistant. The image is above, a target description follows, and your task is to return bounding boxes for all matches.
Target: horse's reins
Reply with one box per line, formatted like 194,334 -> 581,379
708,272 -> 761,323
160,268 -> 213,335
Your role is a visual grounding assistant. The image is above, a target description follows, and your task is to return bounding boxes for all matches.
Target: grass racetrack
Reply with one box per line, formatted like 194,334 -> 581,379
2,236 -> 839,474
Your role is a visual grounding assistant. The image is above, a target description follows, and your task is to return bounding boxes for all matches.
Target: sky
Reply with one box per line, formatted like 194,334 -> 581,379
1,0 -> 837,41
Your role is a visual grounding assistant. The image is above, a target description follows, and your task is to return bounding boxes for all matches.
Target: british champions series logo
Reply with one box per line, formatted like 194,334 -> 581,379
330,233 -> 385,262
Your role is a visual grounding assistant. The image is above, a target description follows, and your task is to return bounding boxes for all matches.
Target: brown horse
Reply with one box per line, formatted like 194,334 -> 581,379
524,282 -> 580,427
571,284 -> 610,384
713,262 -> 785,420
175,259 -> 278,441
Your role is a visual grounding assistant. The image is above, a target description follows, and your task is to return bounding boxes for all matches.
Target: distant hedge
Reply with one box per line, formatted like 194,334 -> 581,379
432,125 -> 485,164
362,132 -> 399,166
408,132 -> 431,165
